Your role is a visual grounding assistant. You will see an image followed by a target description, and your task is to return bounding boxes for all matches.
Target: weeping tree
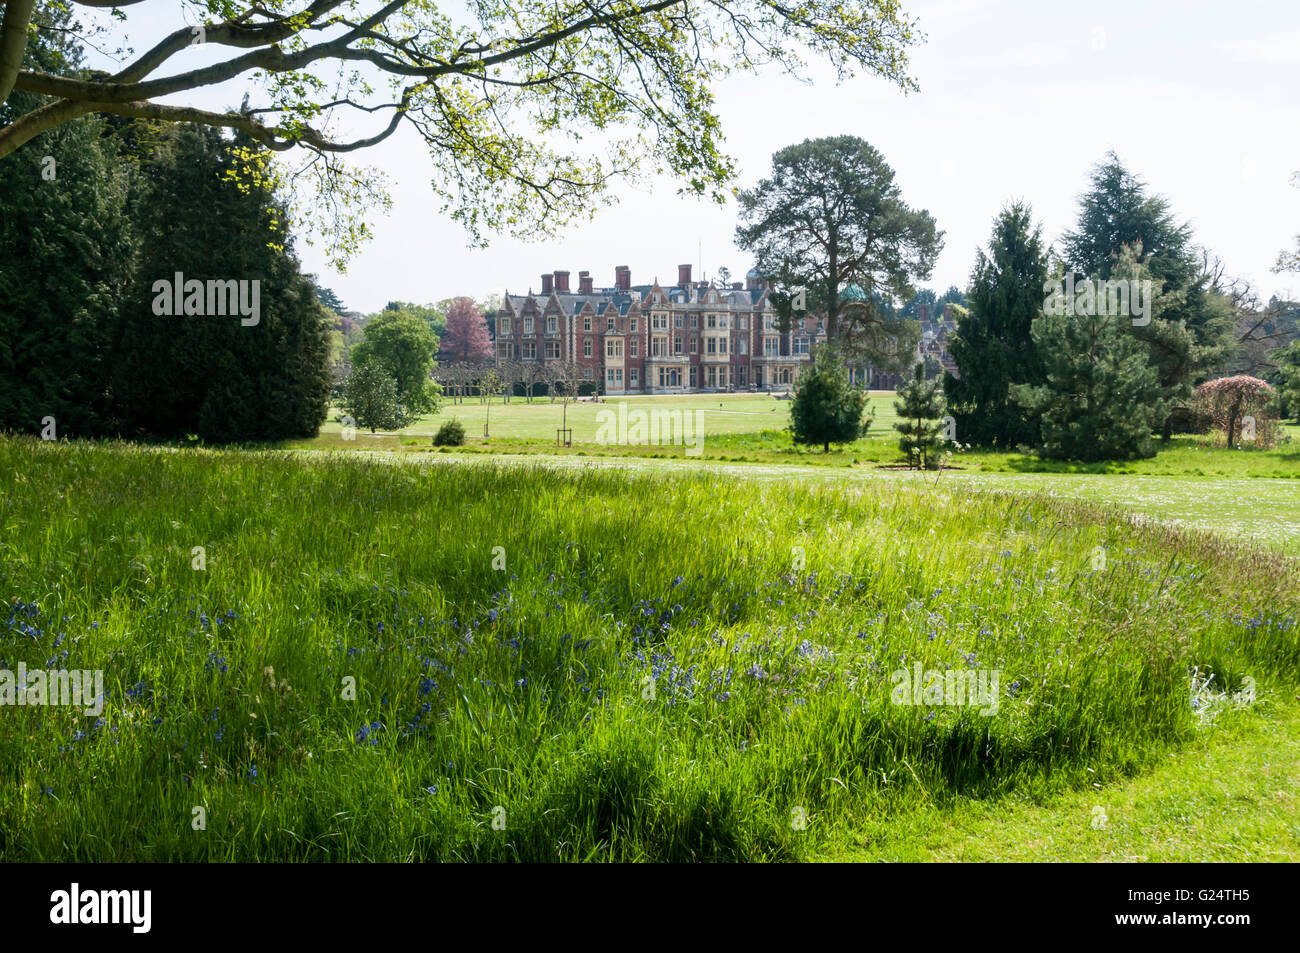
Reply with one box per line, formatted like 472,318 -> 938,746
1193,376 -> 1276,448
2,1 -> 924,267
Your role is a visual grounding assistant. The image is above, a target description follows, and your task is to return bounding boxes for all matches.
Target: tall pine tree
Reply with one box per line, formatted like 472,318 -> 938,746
1062,153 -> 1235,436
943,202 -> 1049,449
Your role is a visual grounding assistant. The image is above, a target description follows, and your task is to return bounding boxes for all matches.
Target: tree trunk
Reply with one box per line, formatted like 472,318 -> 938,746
826,234 -> 840,341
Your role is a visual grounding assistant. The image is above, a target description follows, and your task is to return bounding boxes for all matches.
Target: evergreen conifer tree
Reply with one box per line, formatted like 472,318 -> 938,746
789,345 -> 870,452
944,202 -> 1049,448
894,363 -> 946,469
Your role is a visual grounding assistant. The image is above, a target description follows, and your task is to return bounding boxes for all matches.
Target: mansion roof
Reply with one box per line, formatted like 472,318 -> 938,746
500,284 -> 769,318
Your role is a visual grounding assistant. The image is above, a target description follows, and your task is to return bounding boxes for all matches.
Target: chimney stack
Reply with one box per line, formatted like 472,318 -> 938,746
578,270 -> 593,295
554,270 -> 570,293
541,273 -> 553,295
615,265 -> 631,291
678,264 -> 692,287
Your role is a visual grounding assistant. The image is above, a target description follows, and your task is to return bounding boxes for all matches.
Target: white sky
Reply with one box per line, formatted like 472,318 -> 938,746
78,0 -> 1300,314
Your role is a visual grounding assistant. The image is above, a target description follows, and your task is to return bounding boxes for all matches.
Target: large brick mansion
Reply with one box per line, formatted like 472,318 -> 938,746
492,264 -> 825,394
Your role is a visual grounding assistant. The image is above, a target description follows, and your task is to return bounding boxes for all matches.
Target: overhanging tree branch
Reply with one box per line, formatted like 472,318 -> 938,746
0,0 -> 37,105
4,0 -> 923,261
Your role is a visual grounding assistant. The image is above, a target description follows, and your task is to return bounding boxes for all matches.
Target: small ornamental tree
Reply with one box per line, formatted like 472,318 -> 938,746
1193,376 -> 1276,448
478,366 -> 505,437
342,359 -> 411,433
894,363 -> 947,470
789,345 -> 870,452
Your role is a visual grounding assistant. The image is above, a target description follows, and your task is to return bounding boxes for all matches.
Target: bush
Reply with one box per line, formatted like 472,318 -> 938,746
342,359 -> 411,432
790,345 -> 870,452
433,419 -> 466,446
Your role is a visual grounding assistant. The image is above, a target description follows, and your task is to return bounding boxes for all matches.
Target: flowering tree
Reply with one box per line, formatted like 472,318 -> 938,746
439,297 -> 493,364
1193,376 -> 1276,448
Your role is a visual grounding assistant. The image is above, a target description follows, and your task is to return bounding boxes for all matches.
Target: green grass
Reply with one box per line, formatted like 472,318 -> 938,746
361,449 -> 1300,558
821,695 -> 1300,861
307,390 -> 904,447
306,392 -> 1299,477
301,392 -> 1299,557
2,435 -> 1297,861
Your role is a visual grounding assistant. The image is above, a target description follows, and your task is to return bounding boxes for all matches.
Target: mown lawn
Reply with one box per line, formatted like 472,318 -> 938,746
304,391 -> 1298,475
822,694 -> 1300,862
307,390 -> 904,446
2,436 -> 1297,861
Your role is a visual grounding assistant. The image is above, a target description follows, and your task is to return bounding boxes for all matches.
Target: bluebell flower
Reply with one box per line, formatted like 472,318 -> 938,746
355,721 -> 382,746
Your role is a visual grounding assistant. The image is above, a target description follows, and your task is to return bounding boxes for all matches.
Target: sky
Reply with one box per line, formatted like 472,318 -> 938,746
79,0 -> 1300,314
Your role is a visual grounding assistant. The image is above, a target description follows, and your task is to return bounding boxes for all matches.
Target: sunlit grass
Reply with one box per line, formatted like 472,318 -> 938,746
2,436 -> 1296,860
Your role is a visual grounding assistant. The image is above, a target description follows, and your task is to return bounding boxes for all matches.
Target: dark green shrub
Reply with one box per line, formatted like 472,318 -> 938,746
433,418 -> 466,446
